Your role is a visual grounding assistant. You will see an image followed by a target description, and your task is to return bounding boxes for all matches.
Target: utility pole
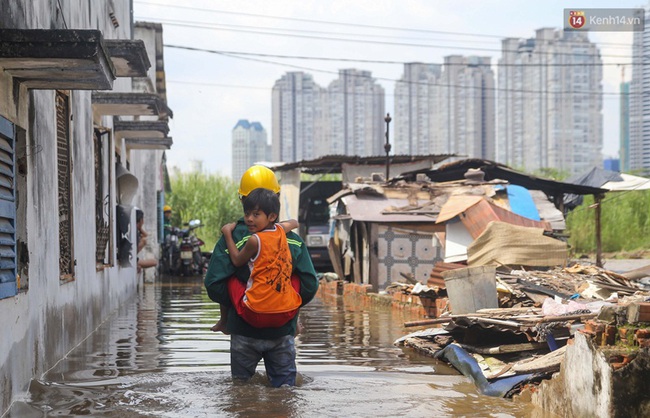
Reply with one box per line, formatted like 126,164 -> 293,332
384,113 -> 392,181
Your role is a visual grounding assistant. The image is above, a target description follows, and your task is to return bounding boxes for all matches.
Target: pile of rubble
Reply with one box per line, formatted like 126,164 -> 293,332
392,262 -> 650,399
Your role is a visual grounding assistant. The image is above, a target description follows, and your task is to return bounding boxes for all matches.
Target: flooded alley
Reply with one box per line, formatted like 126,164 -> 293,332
6,277 -> 533,417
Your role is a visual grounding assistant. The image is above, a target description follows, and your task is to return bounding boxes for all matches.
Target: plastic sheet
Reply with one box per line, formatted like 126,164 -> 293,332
433,343 -> 536,398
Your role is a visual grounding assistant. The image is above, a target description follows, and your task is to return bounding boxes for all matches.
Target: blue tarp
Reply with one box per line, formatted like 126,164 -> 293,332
506,184 -> 541,221
433,344 -> 536,398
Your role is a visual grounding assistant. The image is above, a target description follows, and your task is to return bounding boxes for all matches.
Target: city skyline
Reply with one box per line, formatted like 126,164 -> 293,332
239,29 -> 603,177
132,0 -> 639,175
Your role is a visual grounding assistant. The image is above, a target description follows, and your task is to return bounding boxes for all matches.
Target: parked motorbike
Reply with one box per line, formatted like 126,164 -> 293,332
161,225 -> 181,275
179,219 -> 207,276
161,219 -> 209,276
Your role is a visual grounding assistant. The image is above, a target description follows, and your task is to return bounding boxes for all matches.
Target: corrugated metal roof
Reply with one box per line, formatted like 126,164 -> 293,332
270,154 -> 453,174
397,158 -> 606,197
341,195 -> 438,222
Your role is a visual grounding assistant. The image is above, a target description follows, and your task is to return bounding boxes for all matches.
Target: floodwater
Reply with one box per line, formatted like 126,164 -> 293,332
7,276 -> 535,417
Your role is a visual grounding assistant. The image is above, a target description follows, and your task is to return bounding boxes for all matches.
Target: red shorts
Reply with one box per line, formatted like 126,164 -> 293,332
227,275 -> 301,328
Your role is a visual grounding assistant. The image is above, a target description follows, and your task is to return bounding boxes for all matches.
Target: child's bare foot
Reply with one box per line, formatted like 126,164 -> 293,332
211,319 -> 229,334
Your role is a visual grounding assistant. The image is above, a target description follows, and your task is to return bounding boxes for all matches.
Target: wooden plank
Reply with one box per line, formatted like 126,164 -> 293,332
353,222 -> 361,284
368,223 -> 378,291
469,317 -> 522,328
327,237 -> 345,281
459,341 -> 548,355
511,345 -> 567,374
621,264 -> 650,281
520,313 -> 597,324
404,317 -> 453,327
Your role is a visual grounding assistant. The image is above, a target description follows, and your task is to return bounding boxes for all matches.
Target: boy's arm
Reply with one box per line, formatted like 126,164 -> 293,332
279,219 -> 299,233
222,223 -> 258,267
204,218 -> 252,305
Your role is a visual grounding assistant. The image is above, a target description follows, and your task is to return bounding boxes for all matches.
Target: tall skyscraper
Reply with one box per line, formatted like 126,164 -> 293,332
630,10 -> 650,175
271,72 -> 326,163
620,80 -> 630,172
394,63 -> 442,155
438,56 -> 495,159
497,28 -> 602,176
231,120 -> 269,180
327,69 -> 385,157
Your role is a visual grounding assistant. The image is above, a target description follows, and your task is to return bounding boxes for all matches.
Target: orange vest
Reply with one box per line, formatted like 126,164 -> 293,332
244,225 -> 302,314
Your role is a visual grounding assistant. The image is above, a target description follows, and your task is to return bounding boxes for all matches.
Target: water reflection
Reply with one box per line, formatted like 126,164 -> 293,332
7,276 -> 534,417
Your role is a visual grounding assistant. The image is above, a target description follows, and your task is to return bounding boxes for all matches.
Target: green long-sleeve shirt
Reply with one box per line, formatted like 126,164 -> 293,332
204,218 -> 319,339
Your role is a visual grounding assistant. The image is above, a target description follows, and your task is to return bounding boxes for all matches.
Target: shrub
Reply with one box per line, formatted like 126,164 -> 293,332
167,171 -> 241,251
566,191 -> 650,254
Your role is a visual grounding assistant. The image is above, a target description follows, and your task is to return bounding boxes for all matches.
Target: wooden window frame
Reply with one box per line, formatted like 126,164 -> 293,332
94,127 -> 115,269
56,91 -> 75,283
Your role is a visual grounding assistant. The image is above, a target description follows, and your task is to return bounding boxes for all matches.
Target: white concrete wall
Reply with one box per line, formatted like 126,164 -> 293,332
131,22 -> 166,281
0,1 -> 157,413
530,332 -> 613,417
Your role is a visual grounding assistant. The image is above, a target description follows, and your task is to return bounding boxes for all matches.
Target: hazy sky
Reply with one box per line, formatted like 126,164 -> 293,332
133,0 -> 642,176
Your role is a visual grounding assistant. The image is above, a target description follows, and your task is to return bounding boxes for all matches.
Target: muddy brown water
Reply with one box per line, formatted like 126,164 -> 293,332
6,276 -> 535,417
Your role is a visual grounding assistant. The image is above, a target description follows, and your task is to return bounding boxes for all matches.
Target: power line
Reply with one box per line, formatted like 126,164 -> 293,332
165,44 -> 631,67
139,18 -> 622,59
165,78 -> 628,101
135,0 -> 635,48
164,45 -> 622,97
141,17 -> 502,46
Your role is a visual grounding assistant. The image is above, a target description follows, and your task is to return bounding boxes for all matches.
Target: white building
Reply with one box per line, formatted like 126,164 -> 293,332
0,2 -> 171,413
437,56 -> 495,159
231,119 -> 269,180
630,9 -> 650,175
394,63 -> 442,155
497,28 -> 602,175
327,69 -> 385,157
271,72 -> 326,163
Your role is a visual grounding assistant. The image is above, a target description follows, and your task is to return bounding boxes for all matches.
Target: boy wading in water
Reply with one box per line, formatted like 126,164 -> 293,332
212,187 -> 302,332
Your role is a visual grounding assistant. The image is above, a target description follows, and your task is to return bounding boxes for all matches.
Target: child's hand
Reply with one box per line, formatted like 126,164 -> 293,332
221,222 -> 236,234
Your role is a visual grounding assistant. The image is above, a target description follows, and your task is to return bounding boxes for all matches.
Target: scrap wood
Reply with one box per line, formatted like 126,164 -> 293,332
487,364 -> 514,380
404,313 -> 498,327
399,271 -> 418,285
516,279 -> 573,299
587,280 -> 637,295
565,264 -> 629,281
622,263 -> 650,281
459,341 -> 548,355
405,317 -> 454,327
476,307 -> 542,315
468,317 -> 523,328
402,337 -> 444,357
595,272 -> 633,288
511,345 -> 567,374
519,312 -> 597,324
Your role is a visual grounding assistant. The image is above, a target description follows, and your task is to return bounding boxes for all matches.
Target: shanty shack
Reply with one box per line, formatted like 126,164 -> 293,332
327,159 -> 605,291
269,154 -> 450,270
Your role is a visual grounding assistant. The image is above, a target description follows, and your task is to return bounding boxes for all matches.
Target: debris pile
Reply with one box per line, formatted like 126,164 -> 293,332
394,263 -> 650,398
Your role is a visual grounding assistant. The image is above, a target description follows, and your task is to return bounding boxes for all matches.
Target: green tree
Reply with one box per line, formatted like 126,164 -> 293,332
167,171 -> 241,251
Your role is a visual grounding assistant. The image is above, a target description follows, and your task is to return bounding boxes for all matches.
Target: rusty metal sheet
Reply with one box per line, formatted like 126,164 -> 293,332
460,199 -> 551,239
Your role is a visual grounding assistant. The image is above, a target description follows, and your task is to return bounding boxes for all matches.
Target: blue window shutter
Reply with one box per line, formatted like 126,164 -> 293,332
0,116 -> 16,299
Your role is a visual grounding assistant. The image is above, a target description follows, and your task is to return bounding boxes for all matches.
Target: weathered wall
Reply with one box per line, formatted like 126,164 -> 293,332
131,22 -> 165,280
0,0 -> 147,414
528,333 -> 650,417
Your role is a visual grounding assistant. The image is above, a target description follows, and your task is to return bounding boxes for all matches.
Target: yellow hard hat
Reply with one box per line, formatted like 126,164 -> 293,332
238,165 -> 280,197
163,205 -> 172,212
